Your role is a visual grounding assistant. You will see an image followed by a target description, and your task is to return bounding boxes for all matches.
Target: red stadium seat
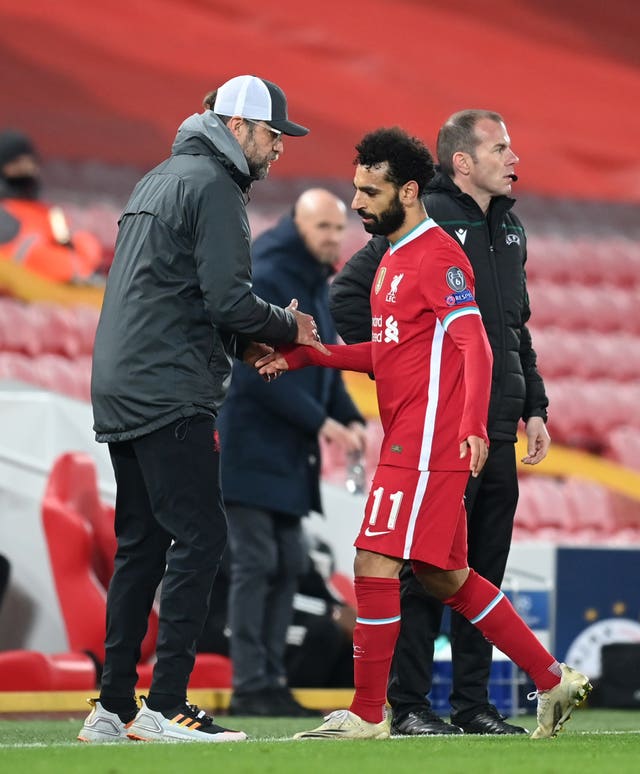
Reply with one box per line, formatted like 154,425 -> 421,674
514,475 -> 633,545
0,297 -> 43,355
42,490 -> 109,663
545,379 -> 640,449
68,355 -> 92,401
0,351 -> 38,383
527,236 -> 640,289
528,281 -> 640,335
0,650 -> 96,691
525,477 -> 576,532
37,304 -> 83,357
562,478 -> 616,535
135,653 -> 233,690
529,328 -> 583,380
605,426 -> 640,472
46,452 -> 117,590
0,350 -> 91,401
35,354 -> 85,399
531,328 -> 640,383
43,453 -> 158,663
41,453 -> 232,688
512,477 -> 542,538
67,304 -> 100,355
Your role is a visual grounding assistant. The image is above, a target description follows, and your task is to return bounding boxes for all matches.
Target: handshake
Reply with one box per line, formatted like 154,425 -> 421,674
243,298 -> 329,382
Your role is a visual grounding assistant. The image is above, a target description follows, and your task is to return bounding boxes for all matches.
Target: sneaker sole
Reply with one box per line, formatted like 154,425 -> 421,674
293,729 -> 390,740
77,731 -> 129,743
127,728 -> 247,743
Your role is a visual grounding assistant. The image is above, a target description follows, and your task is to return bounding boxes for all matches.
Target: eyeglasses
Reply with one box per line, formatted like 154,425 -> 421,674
244,119 -> 283,144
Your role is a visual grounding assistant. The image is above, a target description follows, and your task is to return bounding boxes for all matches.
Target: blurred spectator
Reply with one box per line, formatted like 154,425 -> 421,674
285,536 -> 355,689
217,188 -> 366,717
0,129 -> 103,283
197,536 -> 355,690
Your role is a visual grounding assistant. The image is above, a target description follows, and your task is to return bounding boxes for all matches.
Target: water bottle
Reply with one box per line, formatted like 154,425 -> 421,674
345,450 -> 366,495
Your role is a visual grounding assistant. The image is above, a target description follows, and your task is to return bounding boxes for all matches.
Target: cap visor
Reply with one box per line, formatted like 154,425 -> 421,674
269,119 -> 309,137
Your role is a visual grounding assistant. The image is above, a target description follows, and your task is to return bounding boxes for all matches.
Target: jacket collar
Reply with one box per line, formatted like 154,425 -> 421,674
171,112 -> 253,191
425,170 -> 515,222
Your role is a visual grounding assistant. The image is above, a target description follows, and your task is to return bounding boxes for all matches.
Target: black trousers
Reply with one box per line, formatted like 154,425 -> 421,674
387,441 -> 519,721
100,414 -> 227,707
226,505 -> 306,694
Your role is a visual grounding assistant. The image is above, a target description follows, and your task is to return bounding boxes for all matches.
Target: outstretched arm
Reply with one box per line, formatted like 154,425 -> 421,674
255,341 -> 373,377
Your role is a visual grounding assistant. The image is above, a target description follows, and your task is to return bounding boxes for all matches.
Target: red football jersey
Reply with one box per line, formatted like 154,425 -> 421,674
369,218 -> 488,471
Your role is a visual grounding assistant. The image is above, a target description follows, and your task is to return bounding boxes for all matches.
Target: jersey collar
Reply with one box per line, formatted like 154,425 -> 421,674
389,217 -> 438,254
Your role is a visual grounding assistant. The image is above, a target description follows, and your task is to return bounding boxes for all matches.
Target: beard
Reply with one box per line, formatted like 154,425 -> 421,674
246,155 -> 271,181
241,129 -> 274,181
359,192 -> 405,236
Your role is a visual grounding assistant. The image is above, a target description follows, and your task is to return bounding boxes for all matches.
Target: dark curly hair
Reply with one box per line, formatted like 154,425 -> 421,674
354,127 -> 435,195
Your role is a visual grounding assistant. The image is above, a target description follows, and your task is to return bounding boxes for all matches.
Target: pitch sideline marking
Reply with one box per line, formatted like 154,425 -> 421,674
2,730 -> 640,749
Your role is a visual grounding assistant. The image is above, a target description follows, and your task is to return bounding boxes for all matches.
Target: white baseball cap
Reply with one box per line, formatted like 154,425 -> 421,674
213,75 -> 309,137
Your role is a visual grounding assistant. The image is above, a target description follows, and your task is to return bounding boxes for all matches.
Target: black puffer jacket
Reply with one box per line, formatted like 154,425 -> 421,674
329,172 -> 548,442
92,112 -> 298,442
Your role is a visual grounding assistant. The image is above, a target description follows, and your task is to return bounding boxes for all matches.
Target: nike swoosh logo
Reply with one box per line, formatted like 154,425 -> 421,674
364,528 -> 391,537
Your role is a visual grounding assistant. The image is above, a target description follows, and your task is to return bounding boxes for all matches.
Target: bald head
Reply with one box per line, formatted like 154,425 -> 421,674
293,188 -> 347,265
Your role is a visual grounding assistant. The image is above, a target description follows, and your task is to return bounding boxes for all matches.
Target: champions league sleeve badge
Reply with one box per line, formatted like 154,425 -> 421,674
446,266 -> 466,292
445,266 -> 474,306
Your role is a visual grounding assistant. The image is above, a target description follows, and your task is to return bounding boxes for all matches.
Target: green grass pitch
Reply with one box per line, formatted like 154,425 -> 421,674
1,709 -> 639,774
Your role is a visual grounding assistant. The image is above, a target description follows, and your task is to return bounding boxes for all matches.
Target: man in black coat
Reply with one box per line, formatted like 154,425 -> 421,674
81,75 -> 321,744
218,188 -> 367,717
329,110 -> 550,735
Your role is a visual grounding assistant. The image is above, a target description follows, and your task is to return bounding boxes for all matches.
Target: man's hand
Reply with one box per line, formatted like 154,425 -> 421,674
348,421 -> 368,454
320,417 -> 364,454
255,349 -> 291,381
242,341 -> 274,367
521,416 -> 551,465
287,298 -> 330,354
460,435 -> 489,477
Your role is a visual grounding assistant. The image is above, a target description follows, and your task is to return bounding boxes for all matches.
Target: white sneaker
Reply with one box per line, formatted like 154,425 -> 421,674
126,696 -> 247,743
531,663 -> 592,739
77,698 -> 132,743
294,709 -> 390,740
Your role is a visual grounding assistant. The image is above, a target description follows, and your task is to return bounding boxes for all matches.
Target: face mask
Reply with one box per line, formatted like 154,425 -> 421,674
2,174 -> 41,200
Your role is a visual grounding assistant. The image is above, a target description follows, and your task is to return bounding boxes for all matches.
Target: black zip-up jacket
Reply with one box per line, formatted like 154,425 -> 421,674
329,172 -> 548,442
92,112 -> 298,442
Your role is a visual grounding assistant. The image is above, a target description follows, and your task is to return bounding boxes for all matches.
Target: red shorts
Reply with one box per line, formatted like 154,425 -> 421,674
354,465 -> 469,570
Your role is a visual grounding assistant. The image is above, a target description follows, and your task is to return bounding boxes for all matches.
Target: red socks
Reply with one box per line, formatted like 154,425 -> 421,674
443,569 -> 561,692
349,576 -> 401,723
347,568 -> 561,725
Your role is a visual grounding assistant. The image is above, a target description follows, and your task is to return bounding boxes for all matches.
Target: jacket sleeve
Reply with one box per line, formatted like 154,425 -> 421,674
190,178 -> 297,344
520,321 -> 549,422
519,255 -> 549,423
329,236 -> 386,344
